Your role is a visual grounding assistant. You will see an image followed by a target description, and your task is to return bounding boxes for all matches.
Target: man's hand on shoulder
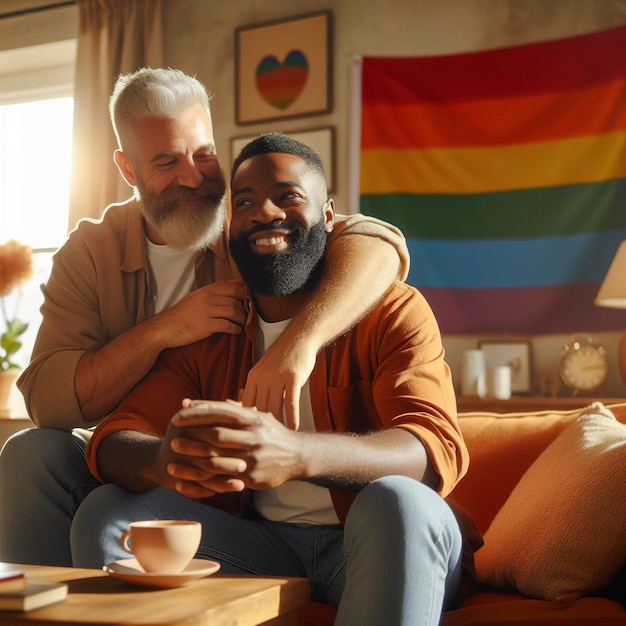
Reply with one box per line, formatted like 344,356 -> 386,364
153,279 -> 247,349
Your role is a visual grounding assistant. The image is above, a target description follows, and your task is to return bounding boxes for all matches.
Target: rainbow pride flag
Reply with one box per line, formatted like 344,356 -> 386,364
357,26 -> 626,335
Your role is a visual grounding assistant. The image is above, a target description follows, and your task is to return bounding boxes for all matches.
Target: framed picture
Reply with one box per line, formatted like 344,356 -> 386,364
231,127 -> 336,192
235,11 -> 332,125
479,341 -> 532,393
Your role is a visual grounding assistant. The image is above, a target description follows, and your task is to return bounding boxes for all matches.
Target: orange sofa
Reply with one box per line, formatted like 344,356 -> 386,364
303,402 -> 626,625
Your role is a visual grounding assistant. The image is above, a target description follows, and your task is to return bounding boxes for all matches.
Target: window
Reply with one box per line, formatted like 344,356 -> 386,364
0,40 -> 75,374
0,38 -> 76,247
0,97 -> 73,248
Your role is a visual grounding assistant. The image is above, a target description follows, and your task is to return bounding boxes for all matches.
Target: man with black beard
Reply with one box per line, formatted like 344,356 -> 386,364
71,134 -> 479,626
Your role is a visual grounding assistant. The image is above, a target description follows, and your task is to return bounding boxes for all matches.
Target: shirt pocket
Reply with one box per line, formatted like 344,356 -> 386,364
326,380 -> 382,433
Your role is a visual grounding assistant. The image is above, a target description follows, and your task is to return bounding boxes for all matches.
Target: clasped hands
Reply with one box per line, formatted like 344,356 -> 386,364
158,399 -> 304,500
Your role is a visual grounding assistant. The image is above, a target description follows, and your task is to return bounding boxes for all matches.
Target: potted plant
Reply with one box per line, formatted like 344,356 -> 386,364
0,240 -> 34,416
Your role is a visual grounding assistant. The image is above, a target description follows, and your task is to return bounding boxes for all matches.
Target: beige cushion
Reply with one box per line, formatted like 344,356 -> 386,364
475,403 -> 626,603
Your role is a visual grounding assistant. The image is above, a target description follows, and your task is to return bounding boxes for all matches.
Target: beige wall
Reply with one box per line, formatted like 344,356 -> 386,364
1,0 -> 625,399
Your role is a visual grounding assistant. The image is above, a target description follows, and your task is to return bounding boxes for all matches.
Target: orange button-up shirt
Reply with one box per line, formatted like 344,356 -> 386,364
86,281 -> 467,524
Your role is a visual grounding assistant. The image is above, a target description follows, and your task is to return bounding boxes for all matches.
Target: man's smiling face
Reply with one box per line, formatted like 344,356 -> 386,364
229,151 -> 334,297
116,104 -> 227,250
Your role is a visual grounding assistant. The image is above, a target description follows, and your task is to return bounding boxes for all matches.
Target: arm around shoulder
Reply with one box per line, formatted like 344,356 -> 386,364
333,212 -> 410,281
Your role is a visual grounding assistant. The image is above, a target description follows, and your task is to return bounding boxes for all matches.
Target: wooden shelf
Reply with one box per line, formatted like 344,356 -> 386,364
457,396 -> 626,414
0,417 -> 32,447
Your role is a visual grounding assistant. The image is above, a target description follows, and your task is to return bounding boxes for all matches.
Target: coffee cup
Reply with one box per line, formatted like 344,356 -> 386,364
120,520 -> 202,574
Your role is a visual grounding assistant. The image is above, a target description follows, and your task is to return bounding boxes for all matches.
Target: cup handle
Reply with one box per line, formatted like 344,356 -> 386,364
120,531 -> 133,555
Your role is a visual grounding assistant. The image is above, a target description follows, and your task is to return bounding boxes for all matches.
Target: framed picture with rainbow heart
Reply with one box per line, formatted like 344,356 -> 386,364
235,11 -> 332,125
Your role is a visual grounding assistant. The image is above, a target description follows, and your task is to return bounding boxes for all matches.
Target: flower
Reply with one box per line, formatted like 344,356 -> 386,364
0,240 -> 34,371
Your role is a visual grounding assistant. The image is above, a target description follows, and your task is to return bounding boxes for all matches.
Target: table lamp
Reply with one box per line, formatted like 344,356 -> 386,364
594,240 -> 626,384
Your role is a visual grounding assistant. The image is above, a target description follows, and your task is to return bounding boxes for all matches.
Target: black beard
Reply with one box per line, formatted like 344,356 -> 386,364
229,218 -> 328,296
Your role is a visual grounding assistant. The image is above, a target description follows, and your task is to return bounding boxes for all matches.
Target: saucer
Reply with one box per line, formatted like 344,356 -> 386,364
104,558 -> 220,588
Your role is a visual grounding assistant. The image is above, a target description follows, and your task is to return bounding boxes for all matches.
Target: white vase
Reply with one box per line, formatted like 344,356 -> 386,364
0,369 -> 20,418
487,366 -> 512,400
461,350 -> 487,398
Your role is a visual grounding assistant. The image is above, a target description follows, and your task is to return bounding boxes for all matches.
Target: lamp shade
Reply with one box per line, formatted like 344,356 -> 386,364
595,241 -> 626,309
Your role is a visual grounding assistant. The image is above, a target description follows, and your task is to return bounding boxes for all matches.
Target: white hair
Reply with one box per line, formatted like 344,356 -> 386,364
109,67 -> 213,151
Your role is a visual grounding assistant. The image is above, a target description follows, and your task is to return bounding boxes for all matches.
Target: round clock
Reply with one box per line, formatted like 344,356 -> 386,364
560,337 -> 609,396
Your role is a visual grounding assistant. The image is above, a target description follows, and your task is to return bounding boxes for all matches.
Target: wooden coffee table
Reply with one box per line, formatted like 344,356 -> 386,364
0,563 -> 310,625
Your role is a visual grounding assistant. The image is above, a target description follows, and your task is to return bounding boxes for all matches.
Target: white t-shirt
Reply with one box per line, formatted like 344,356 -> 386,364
253,317 -> 340,525
146,240 -> 196,313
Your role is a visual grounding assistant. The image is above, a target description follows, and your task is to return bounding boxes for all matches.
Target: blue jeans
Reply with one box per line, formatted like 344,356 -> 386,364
71,476 -> 463,626
0,428 -> 101,566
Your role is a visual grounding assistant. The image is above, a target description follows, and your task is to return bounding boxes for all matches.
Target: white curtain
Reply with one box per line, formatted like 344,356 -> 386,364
68,0 -> 163,228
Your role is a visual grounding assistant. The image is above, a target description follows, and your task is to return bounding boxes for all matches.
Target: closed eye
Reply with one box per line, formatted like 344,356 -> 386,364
155,159 -> 177,169
151,151 -> 178,169
195,151 -> 218,163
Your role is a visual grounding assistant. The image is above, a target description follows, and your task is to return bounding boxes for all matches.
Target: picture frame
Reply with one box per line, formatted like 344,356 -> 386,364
231,127 -> 336,192
235,11 -> 332,125
478,341 -> 532,393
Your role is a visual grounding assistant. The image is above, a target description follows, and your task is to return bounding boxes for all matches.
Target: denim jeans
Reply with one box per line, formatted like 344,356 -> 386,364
0,428 -> 100,566
71,475 -> 463,626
